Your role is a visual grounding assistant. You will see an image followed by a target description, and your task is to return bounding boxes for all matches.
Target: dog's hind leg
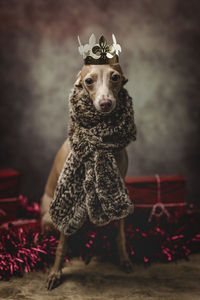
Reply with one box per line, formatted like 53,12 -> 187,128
116,218 -> 133,273
47,231 -> 68,290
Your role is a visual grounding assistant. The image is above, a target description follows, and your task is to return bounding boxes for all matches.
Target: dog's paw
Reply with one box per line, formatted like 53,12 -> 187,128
46,270 -> 62,290
120,259 -> 133,273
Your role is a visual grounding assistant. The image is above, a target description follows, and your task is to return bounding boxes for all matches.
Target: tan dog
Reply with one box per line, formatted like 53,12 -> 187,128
40,63 -> 133,290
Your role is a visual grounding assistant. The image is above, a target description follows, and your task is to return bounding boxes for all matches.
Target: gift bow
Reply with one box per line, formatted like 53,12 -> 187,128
148,202 -> 170,222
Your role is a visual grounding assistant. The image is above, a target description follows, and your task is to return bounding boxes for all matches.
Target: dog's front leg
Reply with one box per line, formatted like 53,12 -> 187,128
116,218 -> 133,273
47,231 -> 68,290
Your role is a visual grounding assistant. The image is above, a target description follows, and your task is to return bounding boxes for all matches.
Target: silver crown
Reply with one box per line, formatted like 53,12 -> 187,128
77,34 -> 122,65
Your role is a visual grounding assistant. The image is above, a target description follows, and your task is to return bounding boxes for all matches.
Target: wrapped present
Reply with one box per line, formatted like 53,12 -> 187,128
0,218 -> 41,233
0,195 -> 41,224
125,174 -> 186,225
0,169 -> 20,198
0,197 -> 21,223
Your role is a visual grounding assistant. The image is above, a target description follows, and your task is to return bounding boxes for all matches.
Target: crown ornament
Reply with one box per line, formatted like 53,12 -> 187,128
78,34 -> 121,65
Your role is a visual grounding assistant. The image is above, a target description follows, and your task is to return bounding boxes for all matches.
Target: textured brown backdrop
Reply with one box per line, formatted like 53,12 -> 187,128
0,0 -> 199,203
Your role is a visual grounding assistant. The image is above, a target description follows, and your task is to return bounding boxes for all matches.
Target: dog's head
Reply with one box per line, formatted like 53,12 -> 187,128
74,64 -> 128,114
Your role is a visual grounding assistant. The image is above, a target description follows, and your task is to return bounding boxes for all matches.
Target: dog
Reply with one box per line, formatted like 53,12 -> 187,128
40,63 -> 134,290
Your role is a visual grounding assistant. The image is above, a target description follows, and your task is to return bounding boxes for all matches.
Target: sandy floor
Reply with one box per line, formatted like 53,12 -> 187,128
0,253 -> 200,300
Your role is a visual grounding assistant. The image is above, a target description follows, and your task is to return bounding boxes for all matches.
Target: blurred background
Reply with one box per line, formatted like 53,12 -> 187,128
0,0 -> 199,204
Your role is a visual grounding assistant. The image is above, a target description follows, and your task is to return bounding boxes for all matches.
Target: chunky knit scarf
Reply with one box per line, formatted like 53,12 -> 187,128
49,85 -> 136,235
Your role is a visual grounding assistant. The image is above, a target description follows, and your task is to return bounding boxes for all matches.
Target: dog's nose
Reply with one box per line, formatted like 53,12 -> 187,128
99,99 -> 112,112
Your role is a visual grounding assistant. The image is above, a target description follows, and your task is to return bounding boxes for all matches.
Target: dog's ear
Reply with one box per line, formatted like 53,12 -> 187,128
74,71 -> 83,88
122,75 -> 128,86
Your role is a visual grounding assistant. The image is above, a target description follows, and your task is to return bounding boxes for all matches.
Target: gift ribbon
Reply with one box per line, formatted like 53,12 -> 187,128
148,174 -> 170,222
0,208 -> 7,216
132,174 -> 186,222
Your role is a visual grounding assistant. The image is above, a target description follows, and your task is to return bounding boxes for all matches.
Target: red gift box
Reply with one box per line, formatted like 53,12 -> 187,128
0,169 -> 20,198
125,174 -> 186,222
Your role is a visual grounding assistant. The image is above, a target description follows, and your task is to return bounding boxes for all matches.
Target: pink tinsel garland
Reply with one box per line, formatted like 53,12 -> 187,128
0,198 -> 200,280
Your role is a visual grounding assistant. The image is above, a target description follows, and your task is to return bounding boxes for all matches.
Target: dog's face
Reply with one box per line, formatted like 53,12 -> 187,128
75,64 -> 128,114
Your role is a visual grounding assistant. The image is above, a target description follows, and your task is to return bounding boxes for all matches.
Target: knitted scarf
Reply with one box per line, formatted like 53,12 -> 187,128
49,85 -> 136,235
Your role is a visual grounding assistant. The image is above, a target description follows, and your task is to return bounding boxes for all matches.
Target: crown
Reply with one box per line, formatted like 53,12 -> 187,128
77,34 -> 121,65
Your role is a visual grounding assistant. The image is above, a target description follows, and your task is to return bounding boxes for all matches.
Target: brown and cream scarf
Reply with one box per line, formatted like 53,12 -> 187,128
49,84 -> 136,235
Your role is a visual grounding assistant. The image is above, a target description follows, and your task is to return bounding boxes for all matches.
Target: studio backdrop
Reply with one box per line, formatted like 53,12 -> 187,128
0,0 -> 199,204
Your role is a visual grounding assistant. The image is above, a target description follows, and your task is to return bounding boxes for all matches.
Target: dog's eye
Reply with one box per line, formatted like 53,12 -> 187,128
85,78 -> 93,85
111,74 -> 120,81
